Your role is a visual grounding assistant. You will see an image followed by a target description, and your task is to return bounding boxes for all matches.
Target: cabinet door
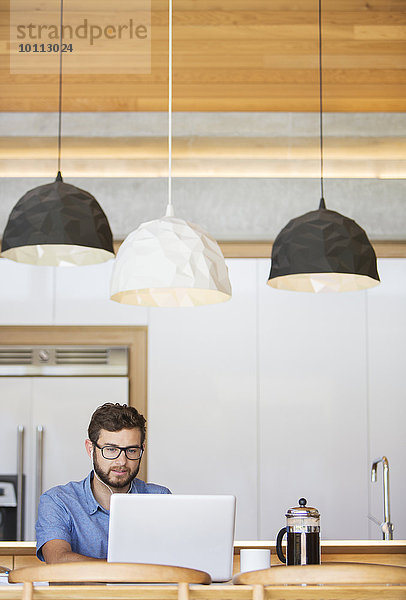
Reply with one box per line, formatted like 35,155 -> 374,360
0,378 -> 32,475
54,261 -> 148,325
0,260 -> 53,325
0,377 -> 33,540
257,260 -> 369,540
27,377 -> 129,539
367,259 -> 406,540
148,259 -> 258,539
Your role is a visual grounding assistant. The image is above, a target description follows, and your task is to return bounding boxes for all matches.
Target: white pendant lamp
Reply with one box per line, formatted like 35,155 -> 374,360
110,0 -> 231,307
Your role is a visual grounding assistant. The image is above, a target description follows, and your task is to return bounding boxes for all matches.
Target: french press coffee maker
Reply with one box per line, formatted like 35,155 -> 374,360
276,498 -> 321,565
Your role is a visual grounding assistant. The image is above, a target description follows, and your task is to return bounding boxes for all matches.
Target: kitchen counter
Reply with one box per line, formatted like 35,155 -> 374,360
1,540 -> 406,571
239,541 -> 406,568
1,542 -> 405,599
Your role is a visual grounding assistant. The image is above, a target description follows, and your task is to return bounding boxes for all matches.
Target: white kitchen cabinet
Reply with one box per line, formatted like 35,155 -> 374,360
0,260 -> 54,325
0,377 -> 33,532
0,255 -> 405,543
257,259 -> 369,541
147,259 -> 258,539
0,258 -> 148,327
54,260 -> 148,325
367,259 -> 406,540
0,376 -> 128,540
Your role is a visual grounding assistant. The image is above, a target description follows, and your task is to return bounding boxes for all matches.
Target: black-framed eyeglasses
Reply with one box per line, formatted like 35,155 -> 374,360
93,442 -> 143,461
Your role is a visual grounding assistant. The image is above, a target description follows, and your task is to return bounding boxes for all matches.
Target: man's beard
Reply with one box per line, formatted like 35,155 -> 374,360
92,455 -> 140,490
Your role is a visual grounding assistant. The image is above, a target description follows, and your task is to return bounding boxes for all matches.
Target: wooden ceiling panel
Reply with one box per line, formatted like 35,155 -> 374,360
0,0 -> 405,112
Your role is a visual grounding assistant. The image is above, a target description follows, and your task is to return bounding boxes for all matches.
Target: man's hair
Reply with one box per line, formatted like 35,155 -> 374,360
88,403 -> 146,445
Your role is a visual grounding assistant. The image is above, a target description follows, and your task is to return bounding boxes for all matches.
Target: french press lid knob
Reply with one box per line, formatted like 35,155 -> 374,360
286,498 -> 320,518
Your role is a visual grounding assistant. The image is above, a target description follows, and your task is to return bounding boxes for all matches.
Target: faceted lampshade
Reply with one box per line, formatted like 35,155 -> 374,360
110,216 -> 232,307
268,205 -> 380,293
1,174 -> 114,266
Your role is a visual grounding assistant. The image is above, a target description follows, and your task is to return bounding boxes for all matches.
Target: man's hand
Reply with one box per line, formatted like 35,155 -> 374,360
41,540 -> 102,564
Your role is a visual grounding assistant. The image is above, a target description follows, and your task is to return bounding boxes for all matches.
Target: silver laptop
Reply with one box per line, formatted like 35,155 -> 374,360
107,494 -> 236,582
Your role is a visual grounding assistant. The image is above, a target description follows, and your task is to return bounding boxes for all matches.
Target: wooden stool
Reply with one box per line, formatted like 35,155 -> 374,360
9,561 -> 211,600
233,562 -> 406,600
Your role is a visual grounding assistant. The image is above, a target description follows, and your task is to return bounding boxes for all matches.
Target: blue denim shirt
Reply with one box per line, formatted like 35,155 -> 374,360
36,472 -> 170,560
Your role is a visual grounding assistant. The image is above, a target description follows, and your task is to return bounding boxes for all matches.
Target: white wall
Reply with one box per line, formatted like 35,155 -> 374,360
366,260 -> 406,541
0,256 -> 404,541
257,260 -> 369,540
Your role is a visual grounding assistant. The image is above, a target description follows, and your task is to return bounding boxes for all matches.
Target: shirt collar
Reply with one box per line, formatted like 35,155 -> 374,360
85,471 -> 106,515
85,471 -> 139,514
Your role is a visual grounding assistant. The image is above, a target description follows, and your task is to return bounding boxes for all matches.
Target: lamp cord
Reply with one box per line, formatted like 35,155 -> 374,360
57,0 -> 64,176
318,0 -> 325,207
93,469 -> 114,496
165,0 -> 174,216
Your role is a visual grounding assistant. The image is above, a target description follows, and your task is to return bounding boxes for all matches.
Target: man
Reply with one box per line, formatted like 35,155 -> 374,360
36,403 -> 170,563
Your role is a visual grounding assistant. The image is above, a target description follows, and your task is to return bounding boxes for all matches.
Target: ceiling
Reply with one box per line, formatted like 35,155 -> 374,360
0,1 -> 405,252
1,0 -> 405,112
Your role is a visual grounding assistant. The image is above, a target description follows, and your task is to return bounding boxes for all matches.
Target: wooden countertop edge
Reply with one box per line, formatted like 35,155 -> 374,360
0,543 -> 36,556
233,541 -> 406,554
1,541 -> 406,557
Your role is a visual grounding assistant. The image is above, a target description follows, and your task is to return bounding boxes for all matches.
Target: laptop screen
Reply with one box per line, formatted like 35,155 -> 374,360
107,494 -> 236,582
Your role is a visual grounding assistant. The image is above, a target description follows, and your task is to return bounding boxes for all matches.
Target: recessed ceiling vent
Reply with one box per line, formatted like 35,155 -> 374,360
0,346 -> 127,376
0,348 -> 32,365
55,348 -> 109,364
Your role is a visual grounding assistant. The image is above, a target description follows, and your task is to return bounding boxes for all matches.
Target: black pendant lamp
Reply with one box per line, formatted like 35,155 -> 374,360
1,1 -> 114,266
268,0 -> 380,293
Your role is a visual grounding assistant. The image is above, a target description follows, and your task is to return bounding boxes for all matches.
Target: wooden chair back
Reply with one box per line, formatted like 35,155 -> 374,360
233,561 -> 406,585
9,561 -> 211,600
233,561 -> 406,599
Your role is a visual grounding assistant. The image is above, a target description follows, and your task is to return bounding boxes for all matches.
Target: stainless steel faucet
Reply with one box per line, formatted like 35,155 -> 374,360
371,456 -> 394,540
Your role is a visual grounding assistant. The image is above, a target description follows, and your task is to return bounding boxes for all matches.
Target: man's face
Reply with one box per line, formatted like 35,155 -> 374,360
91,428 -> 143,490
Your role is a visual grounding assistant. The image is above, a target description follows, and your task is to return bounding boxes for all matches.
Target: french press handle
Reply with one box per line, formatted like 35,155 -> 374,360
275,527 -> 287,563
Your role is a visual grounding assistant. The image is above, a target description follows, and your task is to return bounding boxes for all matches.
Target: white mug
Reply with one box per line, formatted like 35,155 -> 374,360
240,548 -> 271,573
